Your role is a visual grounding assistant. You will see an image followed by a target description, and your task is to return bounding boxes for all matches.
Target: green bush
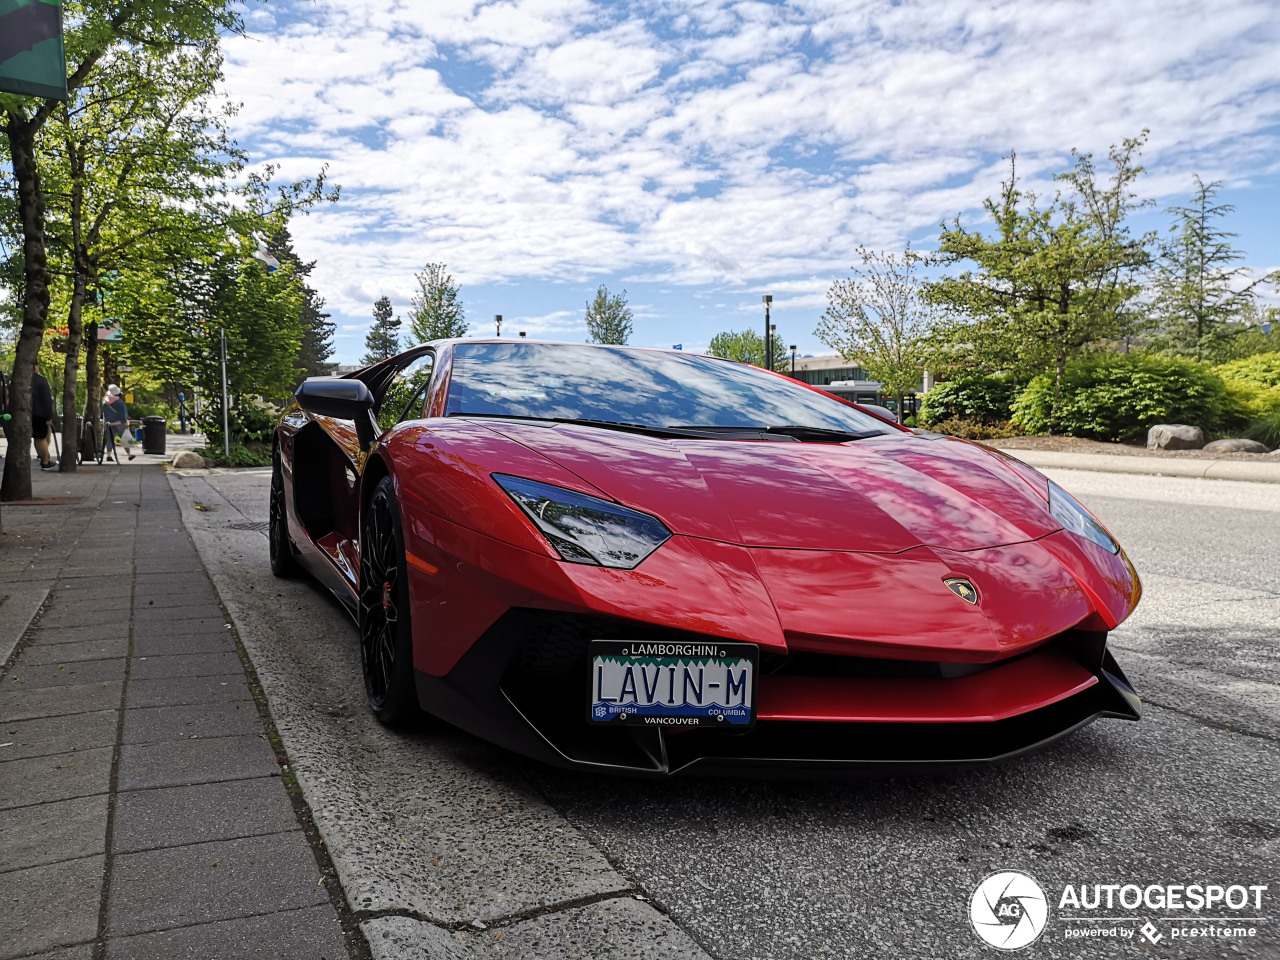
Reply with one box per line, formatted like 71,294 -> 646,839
919,373 -> 1026,427
927,418 -> 1025,440
1011,353 -> 1227,443
1214,352 -> 1280,389
195,444 -> 272,468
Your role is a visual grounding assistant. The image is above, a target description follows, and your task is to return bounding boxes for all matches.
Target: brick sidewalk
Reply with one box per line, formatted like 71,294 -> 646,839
1,465 -> 353,960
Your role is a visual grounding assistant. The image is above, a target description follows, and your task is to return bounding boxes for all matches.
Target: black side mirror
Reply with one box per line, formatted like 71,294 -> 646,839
296,378 -> 378,451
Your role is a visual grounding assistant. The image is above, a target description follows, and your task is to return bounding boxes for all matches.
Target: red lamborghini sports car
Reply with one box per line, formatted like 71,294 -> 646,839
271,339 -> 1141,776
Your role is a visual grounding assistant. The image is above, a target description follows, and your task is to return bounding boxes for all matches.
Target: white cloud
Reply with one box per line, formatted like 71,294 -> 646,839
218,0 -> 1280,358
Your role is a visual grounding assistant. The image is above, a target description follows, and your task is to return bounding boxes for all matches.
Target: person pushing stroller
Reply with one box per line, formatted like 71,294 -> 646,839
103,384 -> 136,461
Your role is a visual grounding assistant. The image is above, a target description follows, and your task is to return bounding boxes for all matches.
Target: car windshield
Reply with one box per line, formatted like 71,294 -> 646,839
444,342 -> 895,437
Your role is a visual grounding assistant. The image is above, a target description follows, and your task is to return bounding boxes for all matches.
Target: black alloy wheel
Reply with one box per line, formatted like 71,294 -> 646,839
269,445 -> 298,578
359,476 -> 418,725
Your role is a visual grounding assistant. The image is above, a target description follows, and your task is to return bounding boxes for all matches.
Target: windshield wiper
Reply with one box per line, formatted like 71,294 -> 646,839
760,425 -> 884,442
667,424 -> 882,442
450,413 -> 718,439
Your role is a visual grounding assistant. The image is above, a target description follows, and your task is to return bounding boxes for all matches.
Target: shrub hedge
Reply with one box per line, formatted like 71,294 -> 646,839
1010,354 -> 1227,443
919,373 -> 1026,427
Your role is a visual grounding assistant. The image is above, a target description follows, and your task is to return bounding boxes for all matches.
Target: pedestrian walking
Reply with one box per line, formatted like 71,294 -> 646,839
103,384 -> 136,461
32,362 -> 55,469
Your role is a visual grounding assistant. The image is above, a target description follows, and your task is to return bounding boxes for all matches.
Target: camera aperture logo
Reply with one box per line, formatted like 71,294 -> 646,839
970,871 -> 1049,950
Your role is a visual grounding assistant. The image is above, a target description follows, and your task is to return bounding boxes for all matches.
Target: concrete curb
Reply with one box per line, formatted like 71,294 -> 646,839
997,449 -> 1280,483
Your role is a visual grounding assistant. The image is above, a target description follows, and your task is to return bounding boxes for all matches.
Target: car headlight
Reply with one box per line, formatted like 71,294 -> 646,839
493,474 -> 672,569
1048,480 -> 1119,554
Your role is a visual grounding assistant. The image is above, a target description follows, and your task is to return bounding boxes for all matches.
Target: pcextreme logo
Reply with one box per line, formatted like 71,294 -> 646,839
969,871 -> 1049,950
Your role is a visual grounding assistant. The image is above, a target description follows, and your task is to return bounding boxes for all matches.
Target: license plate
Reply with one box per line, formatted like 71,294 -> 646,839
588,640 -> 758,728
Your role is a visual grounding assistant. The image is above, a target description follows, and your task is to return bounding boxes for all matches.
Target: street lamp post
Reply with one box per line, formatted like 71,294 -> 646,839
762,295 -> 772,370
790,344 -> 797,376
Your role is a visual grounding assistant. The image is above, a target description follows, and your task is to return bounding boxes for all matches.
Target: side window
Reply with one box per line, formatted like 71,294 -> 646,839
378,354 -> 434,431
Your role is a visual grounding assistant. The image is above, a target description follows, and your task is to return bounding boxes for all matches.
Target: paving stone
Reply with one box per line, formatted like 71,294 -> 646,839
48,591 -> 132,612
131,631 -> 236,657
0,680 -> 123,722
38,606 -> 131,629
114,777 -> 299,853
7,658 -> 126,688
133,603 -> 225,623
133,617 -> 229,641
126,673 -> 250,709
103,903 -> 347,960
132,578 -> 216,599
0,855 -> 104,960
129,652 -> 243,680
1,709 -> 118,761
0,746 -> 113,810
118,734 -> 279,790
122,701 -> 263,745
22,638 -> 130,665
107,832 -> 328,936
0,793 -> 109,871
27,622 -> 128,644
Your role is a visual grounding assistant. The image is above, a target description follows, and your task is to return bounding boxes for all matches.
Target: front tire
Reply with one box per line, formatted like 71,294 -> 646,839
359,476 -> 418,726
269,445 -> 298,578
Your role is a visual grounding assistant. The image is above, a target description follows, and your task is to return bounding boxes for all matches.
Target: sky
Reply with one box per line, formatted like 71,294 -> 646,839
219,0 -> 1280,363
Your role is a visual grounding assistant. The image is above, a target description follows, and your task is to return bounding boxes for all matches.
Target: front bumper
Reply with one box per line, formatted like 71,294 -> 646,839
414,610 -> 1141,778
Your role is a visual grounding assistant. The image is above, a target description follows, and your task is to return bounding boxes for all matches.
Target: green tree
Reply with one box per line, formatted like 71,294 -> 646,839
926,136 -> 1153,430
815,246 -> 936,421
1147,176 -> 1280,362
407,261 -> 465,343
707,327 -> 789,371
363,295 -> 401,364
37,46 -> 239,470
1,0 -> 244,501
584,284 -> 632,345
265,226 -> 333,382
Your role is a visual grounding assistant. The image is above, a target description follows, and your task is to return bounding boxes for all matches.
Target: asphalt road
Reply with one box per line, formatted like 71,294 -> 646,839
170,466 -> 1280,960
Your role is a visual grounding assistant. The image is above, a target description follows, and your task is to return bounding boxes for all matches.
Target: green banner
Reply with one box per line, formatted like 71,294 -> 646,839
0,0 -> 67,100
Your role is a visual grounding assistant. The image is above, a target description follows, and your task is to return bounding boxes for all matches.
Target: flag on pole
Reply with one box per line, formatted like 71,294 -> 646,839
0,0 -> 67,100
252,241 -> 281,272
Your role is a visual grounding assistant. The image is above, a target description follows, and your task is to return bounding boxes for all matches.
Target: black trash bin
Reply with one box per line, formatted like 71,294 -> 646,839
142,416 -> 167,455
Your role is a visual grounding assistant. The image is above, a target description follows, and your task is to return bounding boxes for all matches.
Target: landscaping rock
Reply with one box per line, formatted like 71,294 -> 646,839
1202,438 -> 1271,455
171,451 -> 209,469
1147,424 -> 1204,451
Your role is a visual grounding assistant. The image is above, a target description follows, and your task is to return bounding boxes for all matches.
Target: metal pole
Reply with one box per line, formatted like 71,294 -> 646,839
495,314 -> 502,337
762,295 -> 772,370
790,345 -> 797,375
220,328 -> 230,458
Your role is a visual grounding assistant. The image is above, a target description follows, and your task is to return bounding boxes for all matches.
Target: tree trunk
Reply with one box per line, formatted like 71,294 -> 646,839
59,262 -> 88,473
2,116 -> 51,503
83,321 -> 100,437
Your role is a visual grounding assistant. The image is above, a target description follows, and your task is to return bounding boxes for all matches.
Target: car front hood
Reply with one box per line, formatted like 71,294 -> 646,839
488,424 -> 1060,553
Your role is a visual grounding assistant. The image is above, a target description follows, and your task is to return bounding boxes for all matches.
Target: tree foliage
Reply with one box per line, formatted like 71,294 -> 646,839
363,295 -> 401,364
584,284 -> 633,345
707,327 -> 789,371
1147,176 -> 1280,361
266,227 -> 333,382
1,0 -> 249,500
33,45 -> 241,468
407,261 -> 466,343
816,245 -> 936,420
926,135 -> 1153,430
